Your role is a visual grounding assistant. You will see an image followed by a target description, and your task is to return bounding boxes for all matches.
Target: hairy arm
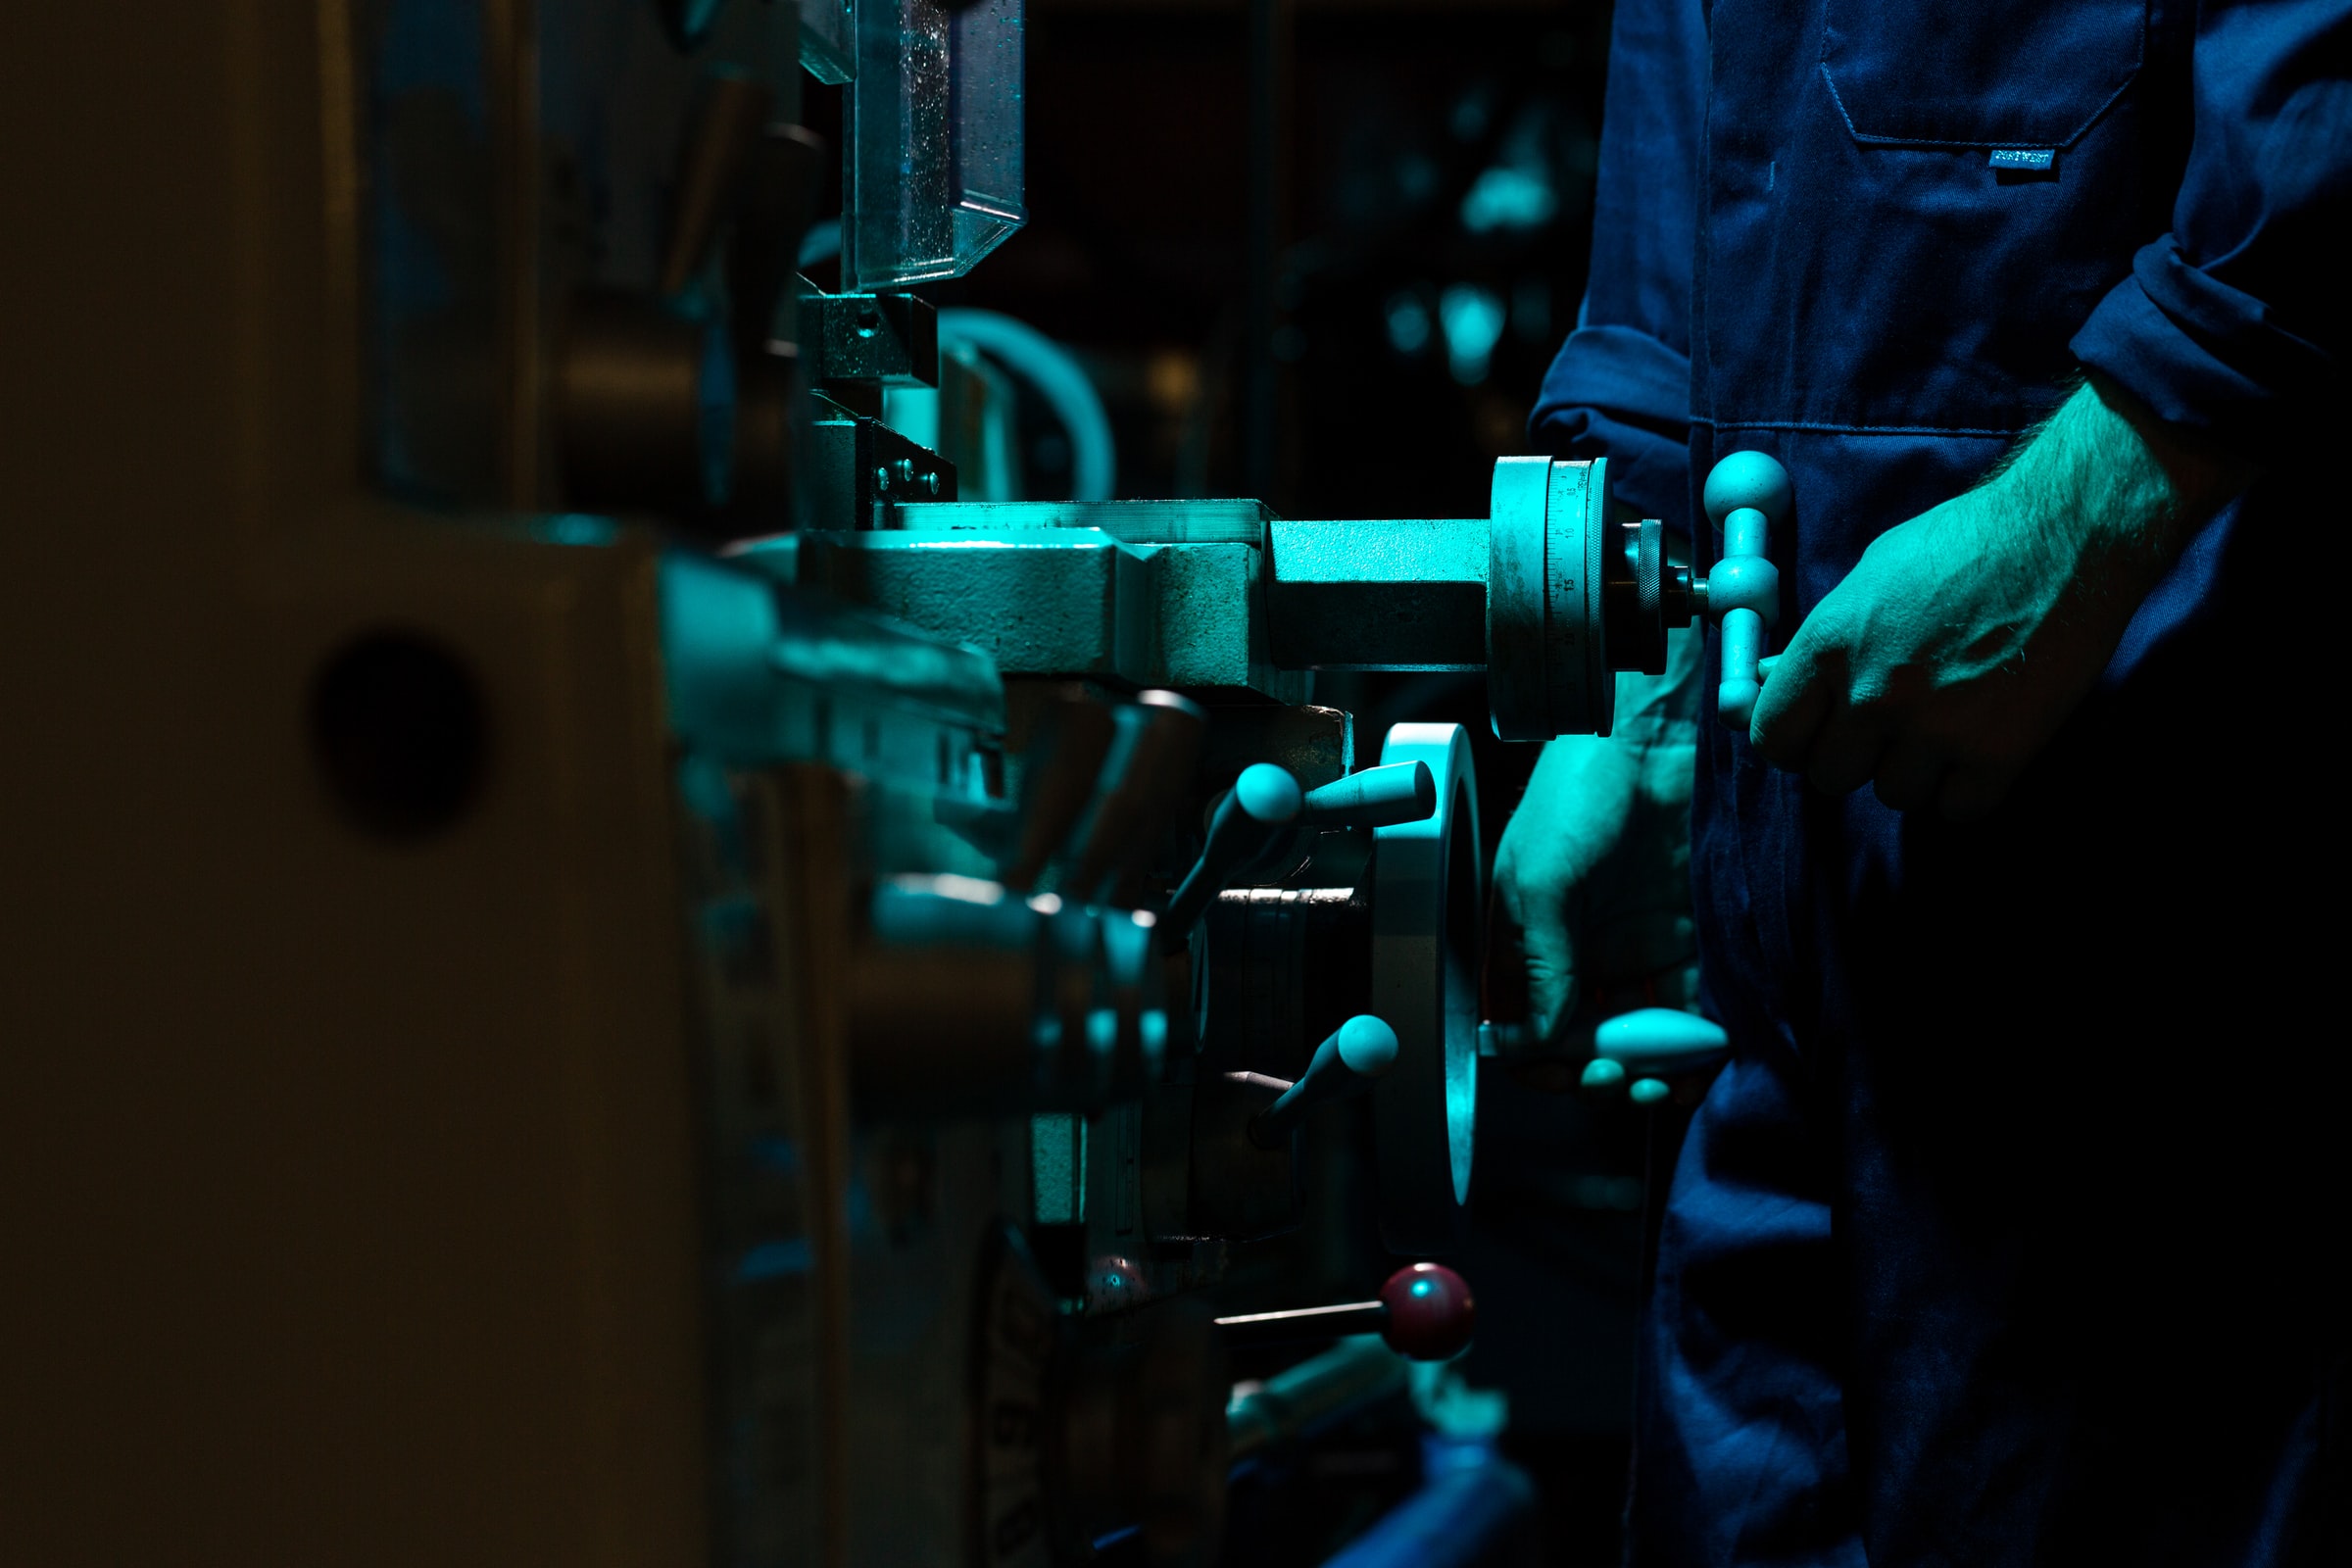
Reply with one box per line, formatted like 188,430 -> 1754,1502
1751,374 -> 2256,818
1989,371 -> 2252,598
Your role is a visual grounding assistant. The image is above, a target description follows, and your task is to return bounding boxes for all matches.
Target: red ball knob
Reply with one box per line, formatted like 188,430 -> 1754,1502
1377,1261 -> 1475,1361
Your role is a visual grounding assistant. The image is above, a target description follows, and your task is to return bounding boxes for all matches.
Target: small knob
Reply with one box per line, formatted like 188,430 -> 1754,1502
1248,1015 -> 1399,1149
1377,1262 -> 1476,1362
1700,451 -> 1790,732
1159,762 -> 1302,943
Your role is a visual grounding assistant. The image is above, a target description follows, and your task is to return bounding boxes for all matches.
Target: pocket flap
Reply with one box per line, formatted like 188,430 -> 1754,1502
1821,0 -> 2146,150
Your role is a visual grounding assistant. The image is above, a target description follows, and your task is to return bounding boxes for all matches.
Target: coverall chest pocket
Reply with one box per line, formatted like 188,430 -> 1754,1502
1819,0 -> 2146,150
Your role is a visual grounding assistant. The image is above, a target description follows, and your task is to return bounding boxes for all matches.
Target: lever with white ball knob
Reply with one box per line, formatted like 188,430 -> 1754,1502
1247,1014 -> 1400,1149
1159,760 -> 1439,949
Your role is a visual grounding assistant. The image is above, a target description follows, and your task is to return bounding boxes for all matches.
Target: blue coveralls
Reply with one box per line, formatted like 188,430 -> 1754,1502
1531,0 -> 2351,1561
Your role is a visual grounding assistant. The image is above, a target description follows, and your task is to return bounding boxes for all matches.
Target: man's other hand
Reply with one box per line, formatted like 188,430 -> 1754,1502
1750,374 -> 2251,819
1489,629 -> 1701,1049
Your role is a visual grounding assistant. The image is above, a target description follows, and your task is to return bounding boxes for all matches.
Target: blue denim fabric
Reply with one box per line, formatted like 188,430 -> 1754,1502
1530,0 -> 2351,1561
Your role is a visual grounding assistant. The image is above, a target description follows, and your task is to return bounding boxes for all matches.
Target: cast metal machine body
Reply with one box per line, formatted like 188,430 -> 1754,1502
0,1 -> 1772,1564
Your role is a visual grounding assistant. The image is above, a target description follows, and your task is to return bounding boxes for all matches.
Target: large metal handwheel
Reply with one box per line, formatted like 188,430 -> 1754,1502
1368,722 -> 1483,1254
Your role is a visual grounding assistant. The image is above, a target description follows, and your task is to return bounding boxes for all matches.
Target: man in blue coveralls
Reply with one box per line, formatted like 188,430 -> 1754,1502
1493,0 -> 2348,1559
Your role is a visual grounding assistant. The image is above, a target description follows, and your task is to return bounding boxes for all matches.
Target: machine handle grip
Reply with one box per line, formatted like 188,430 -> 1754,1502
1575,1006 -> 1734,1102
1593,1006 -> 1731,1075
1298,760 -> 1436,830
1247,1015 -> 1398,1149
1160,762 -> 1302,942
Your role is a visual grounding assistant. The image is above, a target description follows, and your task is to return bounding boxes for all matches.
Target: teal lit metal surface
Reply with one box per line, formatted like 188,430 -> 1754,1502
896,498 -> 1271,544
659,552 -> 1004,800
794,528 -> 1154,683
844,0 -> 1026,288
1265,516 -> 1489,670
779,509 -> 1312,701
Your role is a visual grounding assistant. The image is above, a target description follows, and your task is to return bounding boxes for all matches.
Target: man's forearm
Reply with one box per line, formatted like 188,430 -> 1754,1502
1987,373 -> 2258,601
1746,370 -> 2259,816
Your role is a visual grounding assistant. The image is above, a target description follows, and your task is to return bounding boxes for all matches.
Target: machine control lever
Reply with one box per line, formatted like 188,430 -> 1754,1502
1247,1014 -> 1398,1149
1161,762 -> 1302,943
1161,761 -> 1438,950
1215,1261 -> 1476,1362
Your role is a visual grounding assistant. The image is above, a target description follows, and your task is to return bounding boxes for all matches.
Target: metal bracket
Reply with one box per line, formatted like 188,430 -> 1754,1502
799,290 -> 941,387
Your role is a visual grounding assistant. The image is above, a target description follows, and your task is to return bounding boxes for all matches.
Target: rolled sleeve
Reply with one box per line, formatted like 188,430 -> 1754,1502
2071,0 -> 2352,462
1533,322 -> 1693,529
1529,0 -> 1706,533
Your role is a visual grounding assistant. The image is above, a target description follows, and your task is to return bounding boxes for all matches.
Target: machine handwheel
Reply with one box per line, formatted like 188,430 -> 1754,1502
1367,723 -> 1483,1254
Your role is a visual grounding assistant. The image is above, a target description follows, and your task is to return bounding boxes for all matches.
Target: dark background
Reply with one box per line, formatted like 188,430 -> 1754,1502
813,7 -> 1649,1560
806,0 -> 1609,519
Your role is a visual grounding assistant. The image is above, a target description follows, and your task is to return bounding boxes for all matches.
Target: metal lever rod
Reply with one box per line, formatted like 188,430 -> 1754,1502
1216,1262 -> 1475,1364
1160,761 -> 1301,943
1217,1300 -> 1386,1348
1298,760 -> 1435,830
1248,1014 -> 1398,1149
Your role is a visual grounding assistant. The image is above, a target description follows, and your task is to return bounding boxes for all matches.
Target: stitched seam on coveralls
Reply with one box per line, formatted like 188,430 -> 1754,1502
1697,417 -> 2025,439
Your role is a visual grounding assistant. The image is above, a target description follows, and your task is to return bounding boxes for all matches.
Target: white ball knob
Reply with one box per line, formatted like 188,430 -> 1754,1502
1702,450 -> 1792,530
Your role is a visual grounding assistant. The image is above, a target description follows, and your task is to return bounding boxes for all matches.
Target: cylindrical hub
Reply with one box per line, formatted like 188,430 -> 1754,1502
1257,457 -> 1698,740
1487,456 -> 1614,739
